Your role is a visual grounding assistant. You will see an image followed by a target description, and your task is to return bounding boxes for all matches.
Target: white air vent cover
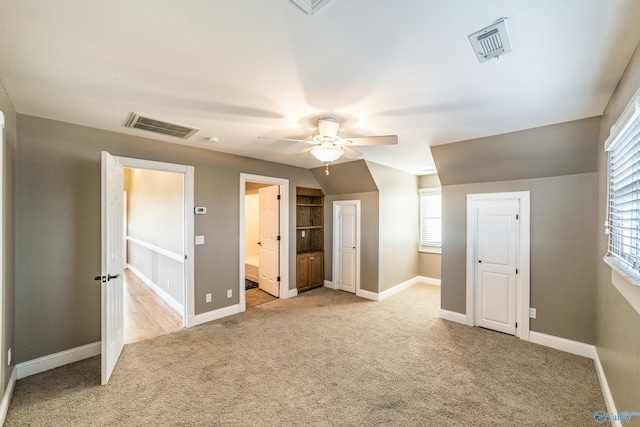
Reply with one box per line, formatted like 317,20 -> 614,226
290,0 -> 332,15
124,113 -> 199,139
468,18 -> 512,63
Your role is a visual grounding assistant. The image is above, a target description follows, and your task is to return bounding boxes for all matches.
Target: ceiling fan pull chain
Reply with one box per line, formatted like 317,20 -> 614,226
325,164 -> 330,175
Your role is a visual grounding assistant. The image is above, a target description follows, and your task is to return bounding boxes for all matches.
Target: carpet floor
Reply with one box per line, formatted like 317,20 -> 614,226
5,284 -> 608,426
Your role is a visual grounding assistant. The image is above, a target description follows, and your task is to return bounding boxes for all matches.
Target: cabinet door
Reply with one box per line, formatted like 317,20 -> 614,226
296,254 -> 310,290
309,253 -> 324,287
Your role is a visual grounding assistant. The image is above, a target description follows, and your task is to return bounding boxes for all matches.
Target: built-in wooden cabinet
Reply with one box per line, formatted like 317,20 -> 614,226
296,187 -> 324,292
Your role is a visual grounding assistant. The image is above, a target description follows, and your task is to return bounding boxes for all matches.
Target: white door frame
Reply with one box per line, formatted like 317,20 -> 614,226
466,191 -> 530,340
332,200 -> 361,294
239,174 -> 290,312
116,156 -> 195,328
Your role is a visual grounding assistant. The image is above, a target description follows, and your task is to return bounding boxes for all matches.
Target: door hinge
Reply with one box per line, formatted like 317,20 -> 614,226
184,254 -> 188,260
277,235 -> 281,241
515,322 -> 518,328
516,214 -> 519,220
277,276 -> 281,282
277,195 -> 281,200
516,268 -> 518,274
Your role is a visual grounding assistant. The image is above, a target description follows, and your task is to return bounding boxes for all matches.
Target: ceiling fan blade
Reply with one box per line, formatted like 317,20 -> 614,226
342,146 -> 362,159
257,136 -> 307,143
344,135 -> 398,146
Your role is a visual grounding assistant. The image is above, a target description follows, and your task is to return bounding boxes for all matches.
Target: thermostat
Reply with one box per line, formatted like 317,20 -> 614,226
194,207 -> 207,214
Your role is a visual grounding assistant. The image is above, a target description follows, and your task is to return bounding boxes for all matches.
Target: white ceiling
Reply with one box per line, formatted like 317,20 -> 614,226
1,0 -> 639,175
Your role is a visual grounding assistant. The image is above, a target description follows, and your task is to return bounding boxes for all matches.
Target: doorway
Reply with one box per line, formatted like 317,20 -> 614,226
123,167 -> 185,343
239,174 -> 290,312
332,200 -> 361,294
466,192 -> 530,340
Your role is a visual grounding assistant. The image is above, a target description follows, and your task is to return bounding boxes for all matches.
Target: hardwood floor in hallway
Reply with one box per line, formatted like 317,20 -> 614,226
124,269 -> 183,344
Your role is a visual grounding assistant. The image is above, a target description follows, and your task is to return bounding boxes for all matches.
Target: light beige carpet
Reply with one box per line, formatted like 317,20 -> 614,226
5,284 -> 608,426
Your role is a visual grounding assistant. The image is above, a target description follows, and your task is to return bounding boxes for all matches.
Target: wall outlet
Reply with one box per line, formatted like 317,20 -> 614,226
205,293 -> 212,303
301,230 -> 306,237
529,307 -> 537,319
167,279 -> 171,289
195,235 -> 205,245
7,348 -> 11,366
227,289 -> 232,298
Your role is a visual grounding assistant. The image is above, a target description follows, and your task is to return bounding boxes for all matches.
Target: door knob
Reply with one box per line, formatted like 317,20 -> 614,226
107,274 -> 120,281
478,260 -> 482,263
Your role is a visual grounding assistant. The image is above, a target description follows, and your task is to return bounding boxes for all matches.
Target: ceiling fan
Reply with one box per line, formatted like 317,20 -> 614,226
279,117 -> 398,174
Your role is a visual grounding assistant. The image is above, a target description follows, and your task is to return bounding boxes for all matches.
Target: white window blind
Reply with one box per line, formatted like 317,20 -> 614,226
605,94 -> 640,284
419,189 -> 441,249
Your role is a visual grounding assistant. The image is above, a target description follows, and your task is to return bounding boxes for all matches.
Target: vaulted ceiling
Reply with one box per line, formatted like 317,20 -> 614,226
1,1 -> 639,175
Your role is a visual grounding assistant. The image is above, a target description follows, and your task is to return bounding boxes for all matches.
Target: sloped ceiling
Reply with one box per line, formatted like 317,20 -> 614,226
0,1 -> 639,175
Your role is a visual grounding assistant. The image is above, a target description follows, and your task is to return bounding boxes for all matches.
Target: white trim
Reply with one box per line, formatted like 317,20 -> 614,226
609,267 -> 640,316
189,304 -> 240,327
419,245 -> 441,254
285,287 -> 299,298
16,342 -> 101,380
417,276 -> 441,286
324,280 -> 337,290
377,277 -> 420,300
332,200 -> 361,295
126,264 -> 183,314
356,288 -> 379,301
115,156 -> 195,328
0,367 -> 16,426
239,174 -> 290,313
466,191 -> 531,341
528,331 -> 595,359
0,111 -> 4,128
594,349 -> 622,427
126,236 -> 184,263
438,309 -> 467,324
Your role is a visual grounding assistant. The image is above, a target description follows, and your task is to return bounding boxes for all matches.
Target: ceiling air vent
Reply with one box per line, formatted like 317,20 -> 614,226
468,18 -> 512,63
124,113 -> 199,139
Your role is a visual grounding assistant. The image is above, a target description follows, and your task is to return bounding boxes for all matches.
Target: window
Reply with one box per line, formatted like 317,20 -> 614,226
419,188 -> 441,253
604,92 -> 640,285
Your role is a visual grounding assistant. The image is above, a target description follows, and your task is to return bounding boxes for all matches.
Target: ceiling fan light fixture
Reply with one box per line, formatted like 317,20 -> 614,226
311,143 -> 343,164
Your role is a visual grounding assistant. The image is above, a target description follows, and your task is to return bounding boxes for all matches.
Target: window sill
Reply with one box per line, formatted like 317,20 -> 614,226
603,256 -> 640,316
419,246 -> 441,254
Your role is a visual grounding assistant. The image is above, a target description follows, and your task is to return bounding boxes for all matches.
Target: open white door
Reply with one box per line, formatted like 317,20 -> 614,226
258,185 -> 280,297
100,151 -> 125,384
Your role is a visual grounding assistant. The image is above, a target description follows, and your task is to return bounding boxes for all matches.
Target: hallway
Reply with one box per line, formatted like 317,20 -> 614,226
124,269 -> 182,344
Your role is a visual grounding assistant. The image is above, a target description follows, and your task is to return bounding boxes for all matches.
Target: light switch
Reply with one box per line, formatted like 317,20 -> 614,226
195,235 -> 205,245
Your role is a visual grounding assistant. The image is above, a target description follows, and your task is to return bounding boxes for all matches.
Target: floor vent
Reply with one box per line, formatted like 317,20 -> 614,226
124,113 -> 199,139
468,18 -> 512,63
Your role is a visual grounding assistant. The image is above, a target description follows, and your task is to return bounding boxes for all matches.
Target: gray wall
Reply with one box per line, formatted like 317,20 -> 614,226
367,161 -> 419,292
441,173 -> 597,343
433,116 -> 600,344
15,114 -> 320,363
596,40 -> 640,416
0,79 -> 16,401
324,192 -> 380,293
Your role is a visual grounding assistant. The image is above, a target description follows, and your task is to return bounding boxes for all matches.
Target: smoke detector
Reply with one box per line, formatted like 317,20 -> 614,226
124,113 -> 199,139
468,18 -> 512,63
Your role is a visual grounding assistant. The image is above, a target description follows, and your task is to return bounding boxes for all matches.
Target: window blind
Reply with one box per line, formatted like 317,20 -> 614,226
605,95 -> 640,282
419,190 -> 441,247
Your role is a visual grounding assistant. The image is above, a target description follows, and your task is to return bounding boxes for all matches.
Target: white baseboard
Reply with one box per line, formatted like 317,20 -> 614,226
356,288 -> 379,301
0,367 -> 16,425
324,280 -> 337,290
284,287 -> 298,299
593,348 -> 621,427
127,264 -> 183,314
189,304 -> 240,327
417,276 -> 441,286
16,341 -> 101,380
528,331 -> 596,360
438,309 -> 467,324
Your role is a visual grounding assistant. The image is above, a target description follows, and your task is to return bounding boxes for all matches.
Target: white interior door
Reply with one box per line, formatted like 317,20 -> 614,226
334,201 -> 359,294
475,200 -> 519,335
258,185 -> 279,297
101,151 -> 125,384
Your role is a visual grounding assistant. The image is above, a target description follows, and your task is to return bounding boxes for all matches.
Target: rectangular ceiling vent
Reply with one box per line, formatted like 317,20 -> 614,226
124,113 -> 199,139
468,18 -> 512,63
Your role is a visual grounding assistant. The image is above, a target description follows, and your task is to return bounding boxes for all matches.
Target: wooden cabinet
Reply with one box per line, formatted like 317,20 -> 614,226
296,187 -> 324,292
296,252 -> 324,292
